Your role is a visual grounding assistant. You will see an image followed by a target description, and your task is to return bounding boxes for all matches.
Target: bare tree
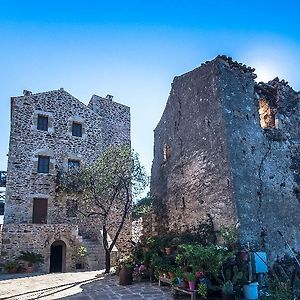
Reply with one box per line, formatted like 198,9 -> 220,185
59,145 -> 148,273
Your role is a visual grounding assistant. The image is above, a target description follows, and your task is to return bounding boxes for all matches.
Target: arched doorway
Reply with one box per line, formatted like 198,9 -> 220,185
49,240 -> 66,273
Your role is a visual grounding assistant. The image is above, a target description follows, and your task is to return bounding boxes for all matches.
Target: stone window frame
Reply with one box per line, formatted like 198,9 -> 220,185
37,115 -> 49,131
38,155 -> 50,173
72,122 -> 82,137
67,116 -> 86,139
32,110 -> 54,134
32,149 -> 55,175
62,154 -> 83,173
68,159 -> 81,174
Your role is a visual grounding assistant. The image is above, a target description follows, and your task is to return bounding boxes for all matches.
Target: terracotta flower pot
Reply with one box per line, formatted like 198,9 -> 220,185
239,250 -> 249,262
119,265 -> 133,286
165,247 -> 172,255
26,266 -> 34,273
8,268 -> 17,274
182,278 -> 189,289
188,281 -> 196,290
168,271 -> 175,279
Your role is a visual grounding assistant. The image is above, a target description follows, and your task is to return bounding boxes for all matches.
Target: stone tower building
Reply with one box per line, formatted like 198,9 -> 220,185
151,55 -> 300,261
1,88 -> 130,272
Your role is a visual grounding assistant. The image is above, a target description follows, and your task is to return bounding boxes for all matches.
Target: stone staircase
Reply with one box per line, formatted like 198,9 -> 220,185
81,238 -> 105,271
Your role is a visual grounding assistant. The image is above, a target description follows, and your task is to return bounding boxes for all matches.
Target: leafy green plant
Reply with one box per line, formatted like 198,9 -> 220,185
222,280 -> 234,295
4,261 -> 21,272
176,244 -> 233,278
261,278 -> 296,300
132,193 -> 152,220
219,226 -> 238,247
116,254 -> 135,274
18,251 -> 44,267
197,283 -> 208,298
76,245 -> 87,258
175,268 -> 184,279
185,272 -> 196,282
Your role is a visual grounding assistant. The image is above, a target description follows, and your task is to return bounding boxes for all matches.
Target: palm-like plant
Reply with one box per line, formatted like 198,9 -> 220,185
18,251 -> 44,267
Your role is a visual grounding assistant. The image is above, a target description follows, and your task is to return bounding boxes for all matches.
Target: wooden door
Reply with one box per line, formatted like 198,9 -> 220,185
32,198 -> 48,224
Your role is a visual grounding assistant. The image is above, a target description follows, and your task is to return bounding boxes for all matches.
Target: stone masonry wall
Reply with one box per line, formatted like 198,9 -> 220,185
1,224 -> 81,272
217,58 -> 300,260
2,88 -> 131,272
151,55 -> 300,262
88,95 -> 131,147
151,59 -> 238,235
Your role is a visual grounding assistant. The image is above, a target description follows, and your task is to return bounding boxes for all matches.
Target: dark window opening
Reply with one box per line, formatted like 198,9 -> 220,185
68,159 -> 80,174
37,115 -> 49,131
72,122 -> 82,137
38,156 -> 50,173
0,202 -> 4,215
66,199 -> 78,217
32,198 -> 48,224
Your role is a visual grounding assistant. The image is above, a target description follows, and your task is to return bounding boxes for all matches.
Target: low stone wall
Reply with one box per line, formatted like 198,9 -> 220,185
1,224 -> 82,273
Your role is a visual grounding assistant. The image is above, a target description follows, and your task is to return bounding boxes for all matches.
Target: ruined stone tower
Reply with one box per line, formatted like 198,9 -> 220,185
151,55 -> 300,261
1,89 -> 131,272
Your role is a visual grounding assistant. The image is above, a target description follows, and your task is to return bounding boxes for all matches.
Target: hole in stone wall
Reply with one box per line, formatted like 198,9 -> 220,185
163,144 -> 170,161
182,197 -> 185,209
258,98 -> 278,129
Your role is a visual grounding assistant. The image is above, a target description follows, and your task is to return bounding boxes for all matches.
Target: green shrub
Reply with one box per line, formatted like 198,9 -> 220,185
18,251 -> 44,267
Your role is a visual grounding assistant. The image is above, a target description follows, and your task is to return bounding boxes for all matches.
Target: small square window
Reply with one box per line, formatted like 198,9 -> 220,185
38,156 -> 50,173
72,122 -> 82,137
68,159 -> 80,174
37,115 -> 48,131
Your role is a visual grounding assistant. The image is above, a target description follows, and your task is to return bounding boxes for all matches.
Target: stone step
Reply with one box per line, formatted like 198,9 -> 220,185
81,238 -> 105,271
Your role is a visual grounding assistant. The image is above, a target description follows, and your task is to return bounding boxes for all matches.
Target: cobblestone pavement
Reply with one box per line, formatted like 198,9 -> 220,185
0,271 -> 174,300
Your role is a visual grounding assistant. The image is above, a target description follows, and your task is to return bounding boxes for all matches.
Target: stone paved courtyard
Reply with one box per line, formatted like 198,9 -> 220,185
0,271 -> 174,300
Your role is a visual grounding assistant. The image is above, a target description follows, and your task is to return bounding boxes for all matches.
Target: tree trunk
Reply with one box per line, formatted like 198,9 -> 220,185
103,224 -> 111,273
105,249 -> 111,273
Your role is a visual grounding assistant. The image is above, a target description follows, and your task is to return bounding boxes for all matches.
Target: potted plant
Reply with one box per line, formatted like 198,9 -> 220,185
75,244 -> 87,270
151,254 -> 166,278
18,251 -> 44,273
175,268 -> 184,285
198,283 -> 208,299
4,261 -> 20,274
185,272 -> 196,290
117,255 -> 134,285
222,281 -> 235,300
220,264 -> 246,300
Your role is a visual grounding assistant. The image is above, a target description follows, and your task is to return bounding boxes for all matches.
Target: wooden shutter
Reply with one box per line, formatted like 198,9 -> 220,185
33,198 -> 48,224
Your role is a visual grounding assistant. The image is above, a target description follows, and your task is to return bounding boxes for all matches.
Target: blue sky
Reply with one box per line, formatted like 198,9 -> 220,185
0,0 -> 299,177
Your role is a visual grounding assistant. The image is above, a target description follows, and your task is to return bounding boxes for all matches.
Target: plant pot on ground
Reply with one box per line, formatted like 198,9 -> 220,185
119,264 -> 133,285
4,261 -> 21,274
18,251 -> 44,273
185,272 -> 196,290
